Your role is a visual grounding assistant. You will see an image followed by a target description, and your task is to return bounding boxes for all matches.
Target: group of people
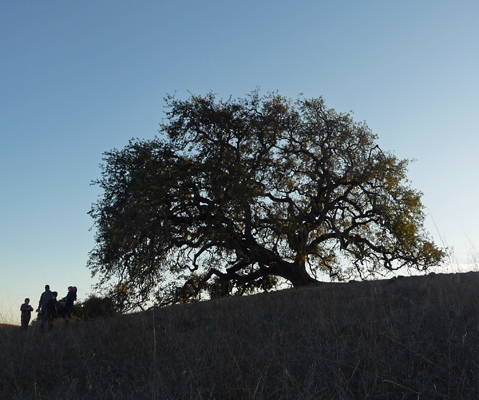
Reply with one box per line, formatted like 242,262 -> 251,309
20,285 -> 77,331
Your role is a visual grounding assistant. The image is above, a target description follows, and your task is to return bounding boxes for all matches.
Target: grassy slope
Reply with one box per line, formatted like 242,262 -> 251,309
0,324 -> 19,329
2,272 -> 479,399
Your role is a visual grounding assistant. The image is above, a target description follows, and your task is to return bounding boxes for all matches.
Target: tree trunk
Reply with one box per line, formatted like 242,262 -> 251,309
274,260 -> 319,287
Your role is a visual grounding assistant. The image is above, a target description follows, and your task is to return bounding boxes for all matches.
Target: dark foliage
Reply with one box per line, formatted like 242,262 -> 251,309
88,91 -> 445,309
75,295 -> 117,320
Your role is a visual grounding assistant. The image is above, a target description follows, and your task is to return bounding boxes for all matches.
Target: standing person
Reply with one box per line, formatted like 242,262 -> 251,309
37,285 -> 52,331
46,292 -> 58,331
62,286 -> 77,326
20,298 -> 34,330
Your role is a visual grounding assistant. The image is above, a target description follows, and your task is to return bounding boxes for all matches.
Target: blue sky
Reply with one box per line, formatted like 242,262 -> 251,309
1,1 -> 478,323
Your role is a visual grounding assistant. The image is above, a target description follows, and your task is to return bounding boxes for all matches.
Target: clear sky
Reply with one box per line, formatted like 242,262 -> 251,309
1,1 -> 479,324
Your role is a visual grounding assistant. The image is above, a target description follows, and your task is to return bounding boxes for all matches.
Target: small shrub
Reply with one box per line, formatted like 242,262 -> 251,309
77,295 -> 117,320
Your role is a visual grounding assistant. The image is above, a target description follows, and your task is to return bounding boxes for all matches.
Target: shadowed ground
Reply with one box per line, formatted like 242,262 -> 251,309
1,271 -> 479,399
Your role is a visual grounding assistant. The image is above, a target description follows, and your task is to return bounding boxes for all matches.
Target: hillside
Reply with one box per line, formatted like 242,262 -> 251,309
0,323 -> 18,329
2,271 -> 479,399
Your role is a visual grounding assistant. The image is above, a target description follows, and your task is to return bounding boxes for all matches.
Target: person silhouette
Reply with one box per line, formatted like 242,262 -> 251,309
62,286 -> 77,325
46,292 -> 58,331
20,298 -> 34,330
37,285 -> 53,331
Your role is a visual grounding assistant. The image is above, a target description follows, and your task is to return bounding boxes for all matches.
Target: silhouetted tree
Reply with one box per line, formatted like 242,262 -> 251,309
88,90 -> 445,310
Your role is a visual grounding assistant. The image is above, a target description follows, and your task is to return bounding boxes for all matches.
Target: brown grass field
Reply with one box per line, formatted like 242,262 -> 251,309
2,271 -> 479,399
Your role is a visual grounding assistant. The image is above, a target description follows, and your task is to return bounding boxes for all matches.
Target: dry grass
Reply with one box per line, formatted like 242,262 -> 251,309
0,324 -> 18,329
2,271 -> 479,399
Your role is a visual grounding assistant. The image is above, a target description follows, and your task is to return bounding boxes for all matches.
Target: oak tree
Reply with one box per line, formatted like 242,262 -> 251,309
88,91 -> 445,309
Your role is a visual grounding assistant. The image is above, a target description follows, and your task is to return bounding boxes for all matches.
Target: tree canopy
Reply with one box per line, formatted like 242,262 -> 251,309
88,91 -> 445,310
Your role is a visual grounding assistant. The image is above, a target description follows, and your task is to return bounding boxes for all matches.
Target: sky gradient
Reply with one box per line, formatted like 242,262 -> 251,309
1,1 -> 479,323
